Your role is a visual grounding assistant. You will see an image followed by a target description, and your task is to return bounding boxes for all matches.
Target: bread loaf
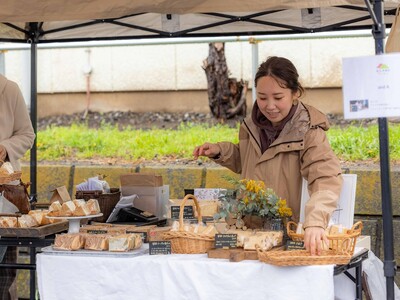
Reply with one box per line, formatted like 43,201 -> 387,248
84,234 -> 109,251
86,199 -> 101,214
48,201 -> 62,217
29,209 -> 50,226
73,200 -> 91,216
61,201 -> 76,216
0,217 -> 18,228
18,214 -> 39,228
54,233 -> 85,250
108,234 -> 142,252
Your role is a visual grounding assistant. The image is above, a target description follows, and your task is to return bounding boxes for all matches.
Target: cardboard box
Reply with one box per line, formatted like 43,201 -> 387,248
120,174 -> 169,218
120,174 -> 163,188
50,186 -> 71,204
355,235 -> 371,250
148,226 -> 172,242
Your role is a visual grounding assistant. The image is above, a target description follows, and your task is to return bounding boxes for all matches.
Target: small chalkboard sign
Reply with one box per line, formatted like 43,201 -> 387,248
286,240 -> 305,250
171,206 -> 194,219
149,241 -> 172,255
215,234 -> 237,249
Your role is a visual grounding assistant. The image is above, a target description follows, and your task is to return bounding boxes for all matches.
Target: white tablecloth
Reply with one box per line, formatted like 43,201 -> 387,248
37,245 -> 334,300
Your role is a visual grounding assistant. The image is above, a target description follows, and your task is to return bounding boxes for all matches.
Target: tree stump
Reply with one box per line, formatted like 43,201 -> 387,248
202,42 -> 247,120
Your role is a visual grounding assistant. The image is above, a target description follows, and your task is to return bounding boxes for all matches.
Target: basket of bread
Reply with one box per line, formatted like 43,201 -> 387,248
0,161 -> 21,184
256,221 -> 363,266
162,194 -> 217,254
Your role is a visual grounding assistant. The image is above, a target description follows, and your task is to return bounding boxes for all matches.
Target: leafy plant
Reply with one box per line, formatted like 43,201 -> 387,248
214,176 -> 292,221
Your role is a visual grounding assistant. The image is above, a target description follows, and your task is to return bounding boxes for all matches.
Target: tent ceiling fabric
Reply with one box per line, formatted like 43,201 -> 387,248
0,1 -> 399,42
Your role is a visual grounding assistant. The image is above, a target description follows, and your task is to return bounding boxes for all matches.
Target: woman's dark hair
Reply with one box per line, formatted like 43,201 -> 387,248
254,56 -> 305,98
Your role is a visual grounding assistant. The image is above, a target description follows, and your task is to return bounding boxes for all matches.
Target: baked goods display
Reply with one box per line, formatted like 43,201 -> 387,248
47,199 -> 101,217
53,232 -> 143,252
0,209 -> 63,228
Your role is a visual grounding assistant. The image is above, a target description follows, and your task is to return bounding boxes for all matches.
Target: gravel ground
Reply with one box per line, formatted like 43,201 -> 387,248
38,110 -> 379,131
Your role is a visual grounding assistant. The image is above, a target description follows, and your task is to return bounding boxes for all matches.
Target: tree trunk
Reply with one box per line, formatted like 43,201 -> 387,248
202,42 -> 247,120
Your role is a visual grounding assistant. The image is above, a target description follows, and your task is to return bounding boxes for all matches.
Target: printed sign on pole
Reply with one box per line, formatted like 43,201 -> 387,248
342,53 -> 400,119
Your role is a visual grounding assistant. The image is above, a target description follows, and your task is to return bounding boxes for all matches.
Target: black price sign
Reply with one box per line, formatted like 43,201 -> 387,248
215,234 -> 237,249
149,241 -> 172,255
171,206 -> 194,219
286,240 -> 305,251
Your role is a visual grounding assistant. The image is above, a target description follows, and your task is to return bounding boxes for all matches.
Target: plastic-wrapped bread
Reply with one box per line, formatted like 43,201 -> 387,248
84,234 -> 110,251
61,201 -> 76,216
54,233 -> 85,250
28,209 -> 50,226
86,199 -> 101,215
73,200 -> 91,216
0,162 -> 14,176
48,201 -> 62,217
108,233 -> 142,252
243,231 -> 283,251
0,217 -> 18,228
18,214 -> 39,228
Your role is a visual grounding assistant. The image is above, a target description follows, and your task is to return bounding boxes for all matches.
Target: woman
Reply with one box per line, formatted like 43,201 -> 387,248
0,74 -> 35,300
193,56 -> 342,255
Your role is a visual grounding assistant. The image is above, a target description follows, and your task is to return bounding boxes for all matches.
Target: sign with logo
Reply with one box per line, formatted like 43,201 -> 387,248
342,53 -> 400,119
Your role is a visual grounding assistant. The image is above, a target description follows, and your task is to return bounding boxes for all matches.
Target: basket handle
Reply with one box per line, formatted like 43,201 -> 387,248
286,220 -> 297,235
179,194 -> 202,231
350,221 -> 363,233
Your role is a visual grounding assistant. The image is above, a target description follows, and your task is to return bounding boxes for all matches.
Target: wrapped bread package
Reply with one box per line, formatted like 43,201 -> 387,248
73,200 -> 91,216
29,209 -> 51,226
108,233 -> 142,252
54,233 -> 85,250
243,231 -> 283,251
61,201 -> 76,216
84,234 -> 110,251
0,217 -> 18,228
48,201 -> 62,217
18,214 -> 39,228
86,199 -> 101,215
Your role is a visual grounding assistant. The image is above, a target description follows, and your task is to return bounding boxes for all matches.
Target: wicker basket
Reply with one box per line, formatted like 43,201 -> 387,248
256,248 -> 353,266
75,188 -> 121,222
286,221 -> 363,255
162,194 -> 214,254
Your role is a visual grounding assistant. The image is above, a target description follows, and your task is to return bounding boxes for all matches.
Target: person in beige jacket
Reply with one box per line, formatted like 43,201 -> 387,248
0,74 -> 35,300
193,56 -> 342,255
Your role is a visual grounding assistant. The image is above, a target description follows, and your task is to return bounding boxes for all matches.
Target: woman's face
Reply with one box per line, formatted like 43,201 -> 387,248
256,76 -> 297,127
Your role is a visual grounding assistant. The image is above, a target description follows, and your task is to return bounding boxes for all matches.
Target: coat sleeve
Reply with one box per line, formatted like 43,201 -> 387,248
300,127 -> 343,229
213,141 -> 242,174
0,81 -> 35,169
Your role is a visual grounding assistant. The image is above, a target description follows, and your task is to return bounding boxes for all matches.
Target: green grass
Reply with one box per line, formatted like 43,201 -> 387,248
23,123 -> 400,163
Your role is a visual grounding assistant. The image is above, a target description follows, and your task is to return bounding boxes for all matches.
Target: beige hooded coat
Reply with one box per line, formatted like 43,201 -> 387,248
0,74 -> 35,171
214,102 -> 343,229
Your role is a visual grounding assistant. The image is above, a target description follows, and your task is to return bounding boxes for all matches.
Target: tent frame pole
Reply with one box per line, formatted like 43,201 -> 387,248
370,1 -> 396,299
29,23 -> 38,207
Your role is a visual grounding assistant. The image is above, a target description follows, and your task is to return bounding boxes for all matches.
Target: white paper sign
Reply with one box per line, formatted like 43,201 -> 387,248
300,174 -> 357,229
342,53 -> 400,119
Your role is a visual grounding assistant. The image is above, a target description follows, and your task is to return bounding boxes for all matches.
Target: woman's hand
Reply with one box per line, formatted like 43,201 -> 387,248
304,226 -> 329,256
193,143 -> 220,159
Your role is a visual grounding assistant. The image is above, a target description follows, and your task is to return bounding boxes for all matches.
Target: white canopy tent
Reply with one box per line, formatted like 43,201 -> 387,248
0,1 -> 398,298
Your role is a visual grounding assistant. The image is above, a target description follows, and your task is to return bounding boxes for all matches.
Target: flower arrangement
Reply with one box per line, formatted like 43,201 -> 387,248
214,176 -> 292,222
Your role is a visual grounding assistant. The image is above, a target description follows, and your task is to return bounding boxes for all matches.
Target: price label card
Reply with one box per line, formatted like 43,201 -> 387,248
171,206 -> 194,219
215,234 -> 237,249
149,241 -> 171,255
286,240 -> 305,251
